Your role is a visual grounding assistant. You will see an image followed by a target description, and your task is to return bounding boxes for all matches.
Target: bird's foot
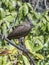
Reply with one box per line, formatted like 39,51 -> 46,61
19,37 -> 26,48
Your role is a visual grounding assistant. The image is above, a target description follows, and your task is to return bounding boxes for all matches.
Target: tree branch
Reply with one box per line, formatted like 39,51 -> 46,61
0,33 -> 36,65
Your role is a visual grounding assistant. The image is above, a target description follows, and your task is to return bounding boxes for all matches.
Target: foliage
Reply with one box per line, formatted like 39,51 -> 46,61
0,0 -> 49,65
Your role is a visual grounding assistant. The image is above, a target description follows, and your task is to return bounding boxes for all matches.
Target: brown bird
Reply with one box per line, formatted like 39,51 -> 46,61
7,17 -> 34,40
7,17 -> 36,65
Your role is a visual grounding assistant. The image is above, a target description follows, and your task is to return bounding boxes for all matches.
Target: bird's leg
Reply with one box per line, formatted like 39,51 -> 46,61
19,37 -> 31,54
19,38 -> 30,55
19,38 -> 36,65
19,37 -> 26,49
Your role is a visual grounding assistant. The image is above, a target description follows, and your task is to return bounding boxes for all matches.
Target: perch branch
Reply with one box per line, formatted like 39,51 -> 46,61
0,33 -> 36,65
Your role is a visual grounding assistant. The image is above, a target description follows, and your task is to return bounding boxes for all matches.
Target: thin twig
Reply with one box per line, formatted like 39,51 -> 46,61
26,53 -> 36,65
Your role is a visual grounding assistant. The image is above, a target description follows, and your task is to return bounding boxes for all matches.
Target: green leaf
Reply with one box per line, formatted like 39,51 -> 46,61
23,3 -> 28,16
6,61 -> 12,65
17,1 -> 22,7
32,36 -> 44,51
47,22 -> 49,31
25,40 -> 33,52
0,56 -> 2,65
3,56 -> 8,65
34,53 -> 44,60
3,16 -> 14,22
27,3 -> 33,11
47,55 -> 49,58
22,55 -> 30,65
34,12 -> 41,19
45,15 -> 49,21
0,8 -> 5,19
2,23 -> 7,35
41,22 -> 46,32
9,2 -> 15,11
18,6 -> 23,20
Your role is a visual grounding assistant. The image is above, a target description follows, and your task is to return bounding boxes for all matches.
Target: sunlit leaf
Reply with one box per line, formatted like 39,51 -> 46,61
0,56 -> 2,65
22,55 -> 30,65
34,53 -> 44,60
23,3 -> 28,16
2,56 -> 8,65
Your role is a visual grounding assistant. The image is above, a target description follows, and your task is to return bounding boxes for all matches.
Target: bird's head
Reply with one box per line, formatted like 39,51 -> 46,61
26,15 -> 35,27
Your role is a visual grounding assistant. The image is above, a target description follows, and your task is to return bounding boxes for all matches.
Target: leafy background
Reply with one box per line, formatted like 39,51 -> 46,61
0,0 -> 49,65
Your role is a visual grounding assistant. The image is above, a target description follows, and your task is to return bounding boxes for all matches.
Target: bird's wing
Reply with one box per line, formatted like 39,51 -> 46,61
7,24 -> 31,39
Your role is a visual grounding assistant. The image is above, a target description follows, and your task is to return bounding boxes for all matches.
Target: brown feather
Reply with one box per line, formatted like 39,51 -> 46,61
7,18 -> 35,65
7,19 -> 34,39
